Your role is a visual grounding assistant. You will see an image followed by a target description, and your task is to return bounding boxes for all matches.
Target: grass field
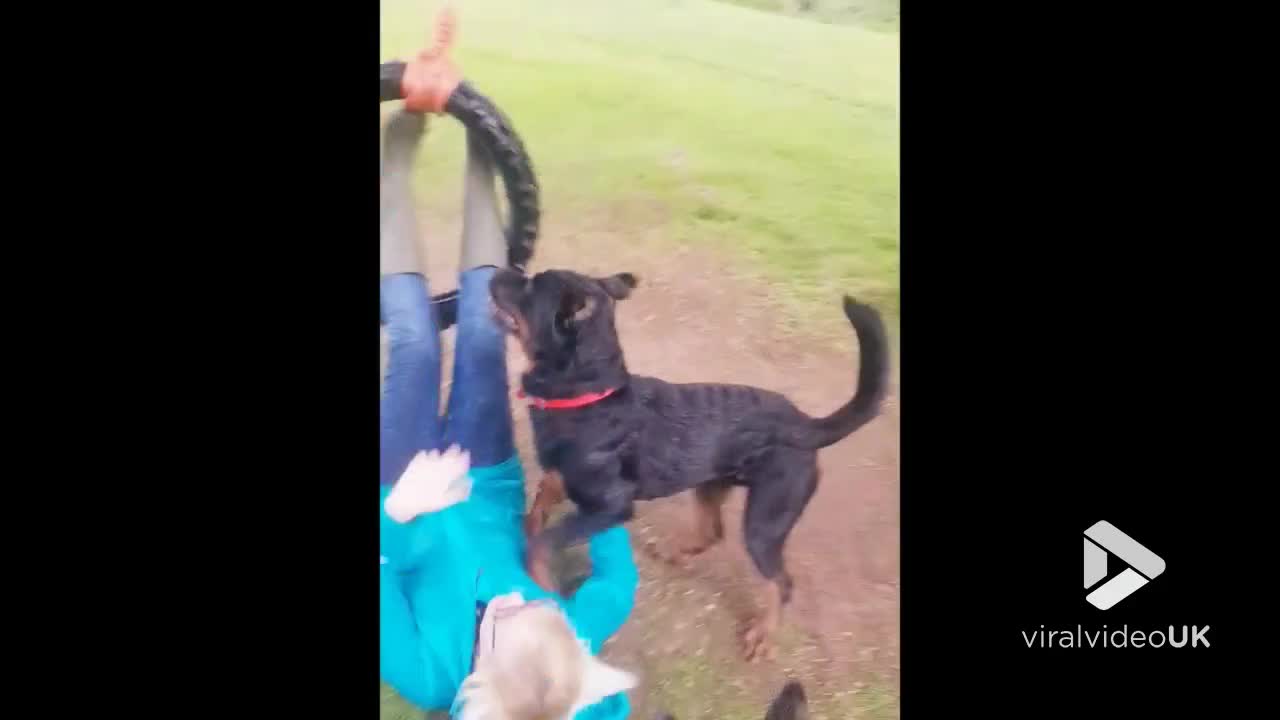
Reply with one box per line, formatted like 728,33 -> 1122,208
383,0 -> 899,328
720,0 -> 900,30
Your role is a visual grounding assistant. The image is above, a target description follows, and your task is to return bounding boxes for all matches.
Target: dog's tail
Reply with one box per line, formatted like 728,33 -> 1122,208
765,681 -> 809,720
786,297 -> 890,450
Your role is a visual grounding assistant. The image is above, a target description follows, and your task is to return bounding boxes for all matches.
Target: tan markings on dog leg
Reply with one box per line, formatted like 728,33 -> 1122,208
742,578 -> 783,662
540,470 -> 567,506
524,471 -> 566,538
526,538 -> 557,593
678,482 -> 732,557
645,484 -> 730,567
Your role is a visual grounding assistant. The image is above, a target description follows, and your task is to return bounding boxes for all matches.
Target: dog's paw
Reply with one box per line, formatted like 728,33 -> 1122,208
677,534 -> 717,559
642,540 -> 692,569
641,540 -> 671,563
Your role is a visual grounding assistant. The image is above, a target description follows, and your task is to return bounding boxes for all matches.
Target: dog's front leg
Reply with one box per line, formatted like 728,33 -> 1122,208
540,504 -> 635,550
523,470 -> 566,539
545,448 -> 636,550
526,457 -> 634,592
527,506 -> 633,592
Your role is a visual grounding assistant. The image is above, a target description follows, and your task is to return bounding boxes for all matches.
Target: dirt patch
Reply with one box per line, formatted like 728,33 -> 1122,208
413,209 -> 899,719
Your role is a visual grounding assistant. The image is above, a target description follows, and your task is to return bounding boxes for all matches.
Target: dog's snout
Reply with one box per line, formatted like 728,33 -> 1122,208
489,268 -> 525,291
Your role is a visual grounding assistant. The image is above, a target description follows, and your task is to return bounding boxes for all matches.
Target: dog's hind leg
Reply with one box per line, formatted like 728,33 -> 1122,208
743,577 -> 786,662
648,481 -> 733,567
683,481 -> 733,555
740,455 -> 818,662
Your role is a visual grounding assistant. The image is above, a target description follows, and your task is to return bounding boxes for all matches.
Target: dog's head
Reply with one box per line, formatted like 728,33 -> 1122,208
490,268 -> 638,394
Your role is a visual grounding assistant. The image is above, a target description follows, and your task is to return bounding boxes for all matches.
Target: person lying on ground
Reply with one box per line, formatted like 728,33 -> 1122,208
378,108 -> 639,720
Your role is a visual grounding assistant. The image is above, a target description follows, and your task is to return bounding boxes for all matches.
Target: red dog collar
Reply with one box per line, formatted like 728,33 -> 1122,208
516,387 -> 618,410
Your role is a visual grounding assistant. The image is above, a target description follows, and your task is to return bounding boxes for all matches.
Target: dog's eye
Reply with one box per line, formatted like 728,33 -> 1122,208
554,310 -> 575,335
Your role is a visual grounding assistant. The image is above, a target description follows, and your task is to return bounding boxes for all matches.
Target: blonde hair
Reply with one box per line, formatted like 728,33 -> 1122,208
455,603 -> 635,720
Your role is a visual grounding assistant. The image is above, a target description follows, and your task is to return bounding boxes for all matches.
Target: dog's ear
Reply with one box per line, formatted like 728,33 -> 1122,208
598,272 -> 639,300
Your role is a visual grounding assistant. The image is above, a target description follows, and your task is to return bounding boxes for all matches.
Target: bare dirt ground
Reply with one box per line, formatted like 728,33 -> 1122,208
412,205 -> 899,720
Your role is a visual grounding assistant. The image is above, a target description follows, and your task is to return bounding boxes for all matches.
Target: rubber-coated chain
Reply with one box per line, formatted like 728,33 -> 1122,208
379,70 -> 541,330
445,81 -> 540,274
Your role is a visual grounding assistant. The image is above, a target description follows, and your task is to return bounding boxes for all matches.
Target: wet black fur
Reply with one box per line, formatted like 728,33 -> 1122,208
490,268 -> 890,598
657,680 -> 807,720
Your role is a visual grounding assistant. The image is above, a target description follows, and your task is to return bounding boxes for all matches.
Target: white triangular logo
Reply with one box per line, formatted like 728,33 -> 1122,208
1082,520 -> 1166,610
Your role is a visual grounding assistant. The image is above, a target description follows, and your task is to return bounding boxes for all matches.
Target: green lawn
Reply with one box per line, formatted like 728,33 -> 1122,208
382,0 -> 899,321
719,0 -> 900,30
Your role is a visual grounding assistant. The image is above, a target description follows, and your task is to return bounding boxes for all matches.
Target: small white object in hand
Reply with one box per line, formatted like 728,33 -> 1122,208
384,444 -> 472,523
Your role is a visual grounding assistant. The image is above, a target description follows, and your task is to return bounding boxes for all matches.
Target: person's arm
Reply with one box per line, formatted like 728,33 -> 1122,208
562,525 -> 639,653
380,564 -> 453,710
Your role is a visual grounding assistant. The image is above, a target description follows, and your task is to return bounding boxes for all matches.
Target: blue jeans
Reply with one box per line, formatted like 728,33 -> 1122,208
379,266 -> 514,487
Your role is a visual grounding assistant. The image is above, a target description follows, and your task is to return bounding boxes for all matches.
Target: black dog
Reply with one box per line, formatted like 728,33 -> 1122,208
491,268 -> 889,660
656,680 -> 808,720
763,682 -> 809,720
